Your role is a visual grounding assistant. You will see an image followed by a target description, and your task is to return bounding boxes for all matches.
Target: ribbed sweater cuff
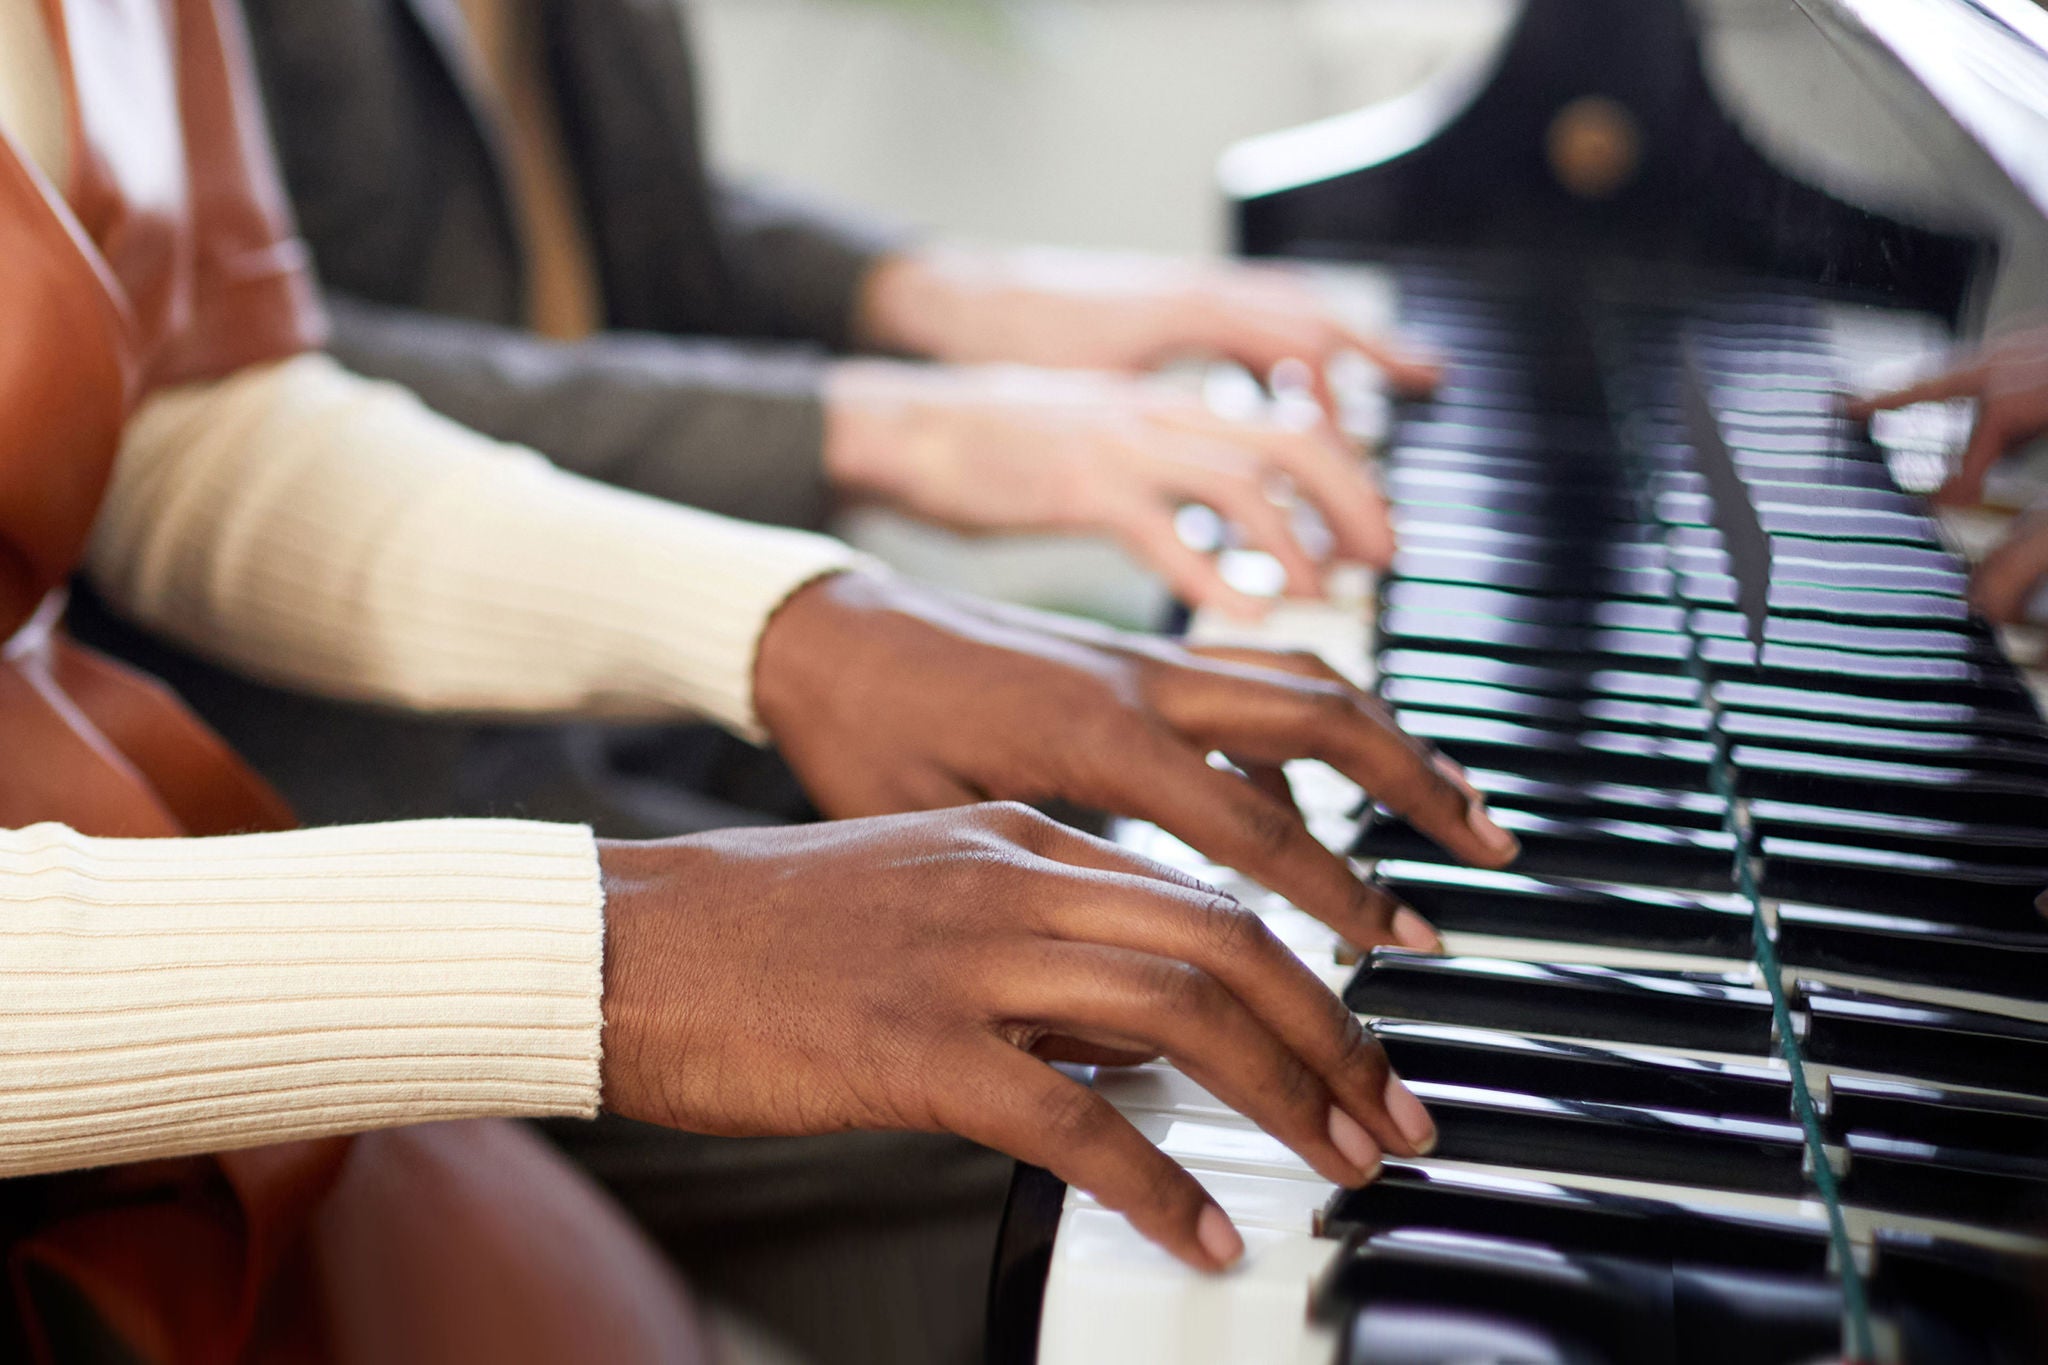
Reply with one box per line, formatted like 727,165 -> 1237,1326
0,819 -> 605,1178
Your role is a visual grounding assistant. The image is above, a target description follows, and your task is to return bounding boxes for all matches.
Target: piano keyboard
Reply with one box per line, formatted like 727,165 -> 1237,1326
1012,269 -> 2048,1365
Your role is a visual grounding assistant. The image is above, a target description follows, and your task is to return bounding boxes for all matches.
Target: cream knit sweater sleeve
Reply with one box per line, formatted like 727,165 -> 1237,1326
0,819 -> 606,1178
89,353 -> 867,740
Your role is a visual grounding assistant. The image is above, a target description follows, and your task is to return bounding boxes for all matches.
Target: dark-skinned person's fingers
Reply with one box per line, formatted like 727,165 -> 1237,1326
1234,759 -> 1303,820
986,940 -> 1389,1188
1026,871 -> 1436,1157
1081,725 -> 1435,952
935,1041 -> 1245,1271
1185,643 -> 1352,686
1843,364 -> 1985,419
1143,659 -> 1518,871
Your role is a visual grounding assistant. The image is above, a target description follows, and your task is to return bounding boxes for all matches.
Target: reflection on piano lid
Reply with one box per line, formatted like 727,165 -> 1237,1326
1007,2 -> 2048,1362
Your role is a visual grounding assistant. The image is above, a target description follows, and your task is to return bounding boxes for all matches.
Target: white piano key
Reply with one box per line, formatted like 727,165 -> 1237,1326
1037,1208 -> 1340,1365
1066,1167 -> 1335,1236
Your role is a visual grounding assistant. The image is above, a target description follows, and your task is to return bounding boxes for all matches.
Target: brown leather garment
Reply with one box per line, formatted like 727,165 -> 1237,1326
1,3 -> 710,1360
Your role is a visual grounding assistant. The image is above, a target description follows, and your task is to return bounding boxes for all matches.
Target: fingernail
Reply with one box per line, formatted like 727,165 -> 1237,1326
1469,804 -> 1520,862
1327,1107 -> 1383,1182
1432,754 -> 1483,805
1391,907 -> 1444,955
1382,1074 -> 1438,1156
1197,1204 -> 1245,1268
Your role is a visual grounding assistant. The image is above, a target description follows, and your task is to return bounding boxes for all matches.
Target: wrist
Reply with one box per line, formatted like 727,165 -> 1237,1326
822,359 -> 930,500
853,245 -> 983,359
752,570 -> 898,747
595,836 -> 707,1125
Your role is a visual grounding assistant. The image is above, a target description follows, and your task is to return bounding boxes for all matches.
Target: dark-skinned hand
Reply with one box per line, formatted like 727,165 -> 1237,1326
753,571 -> 1521,954
597,804 -> 1440,1273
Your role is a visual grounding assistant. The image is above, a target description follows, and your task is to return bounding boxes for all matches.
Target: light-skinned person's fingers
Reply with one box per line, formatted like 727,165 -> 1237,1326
1148,446 -> 1328,596
936,1042 -> 1244,1271
1110,501 -> 1272,620
1935,411 -> 2013,507
987,939 -> 1386,1188
1162,410 -> 1396,570
1844,364 -> 1985,418
1025,872 -> 1435,1158
1971,511 -> 2048,623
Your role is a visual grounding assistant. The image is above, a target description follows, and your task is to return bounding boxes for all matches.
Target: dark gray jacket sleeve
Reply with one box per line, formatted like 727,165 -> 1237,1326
324,295 -> 835,531
712,176 -> 913,353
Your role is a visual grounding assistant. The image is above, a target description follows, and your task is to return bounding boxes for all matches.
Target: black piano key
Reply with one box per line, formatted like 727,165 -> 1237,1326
1411,1081 -> 1811,1195
1339,1301 -> 1607,1365
1801,981 -> 2048,1094
1379,650 -> 1704,703
1724,711 -> 2048,775
1345,951 -> 1777,1054
1384,583 -> 1688,635
1704,638 -> 2027,704
1759,839 -> 2048,928
1381,678 -> 1711,735
1733,746 -> 2048,827
1670,1265 -> 1848,1365
1869,1232 -> 2048,1365
1842,1134 -> 2048,1228
1356,808 -> 1736,891
1380,608 -> 1696,671
1374,1020 -> 1793,1117
1324,1231 -> 1847,1365
1390,711 -> 1717,790
1319,1162 -> 1833,1273
1712,682 -> 2048,739
1454,769 -> 1730,830
1692,611 -> 1999,661
1827,1075 -> 2048,1161
1750,799 -> 2048,864
1326,1232 -> 1674,1365
1764,584 -> 1970,625
1372,860 -> 1752,954
1777,903 -> 2048,1000
1389,540 -> 1667,587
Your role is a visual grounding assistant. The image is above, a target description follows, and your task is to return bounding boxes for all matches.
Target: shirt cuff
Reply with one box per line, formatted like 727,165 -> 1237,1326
0,819 -> 606,1177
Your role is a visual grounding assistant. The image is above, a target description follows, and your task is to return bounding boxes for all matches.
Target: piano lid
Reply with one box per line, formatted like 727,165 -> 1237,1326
1222,0 -> 2048,324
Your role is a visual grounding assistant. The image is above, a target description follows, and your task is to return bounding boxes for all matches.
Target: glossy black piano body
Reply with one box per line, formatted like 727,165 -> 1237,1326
992,3 -> 2048,1362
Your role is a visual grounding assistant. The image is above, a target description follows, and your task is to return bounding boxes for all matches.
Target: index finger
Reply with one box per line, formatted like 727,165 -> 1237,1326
1844,362 -> 1986,417
1087,724 -> 1439,953
933,1041 -> 1246,1272
1149,659 -> 1521,871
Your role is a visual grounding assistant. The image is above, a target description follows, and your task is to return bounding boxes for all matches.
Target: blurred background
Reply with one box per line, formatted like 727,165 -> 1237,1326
692,0 -> 1519,256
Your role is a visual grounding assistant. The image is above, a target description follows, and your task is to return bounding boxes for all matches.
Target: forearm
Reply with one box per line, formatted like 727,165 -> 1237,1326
86,354 -> 868,740
0,818 -> 603,1178
326,296 -> 836,530
713,177 -> 908,351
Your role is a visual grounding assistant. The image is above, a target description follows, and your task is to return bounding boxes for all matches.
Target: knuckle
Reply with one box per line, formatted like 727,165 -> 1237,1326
1040,1084 -> 1115,1149
1239,796 -> 1303,860
1192,895 -> 1266,963
1139,959 -> 1223,1018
